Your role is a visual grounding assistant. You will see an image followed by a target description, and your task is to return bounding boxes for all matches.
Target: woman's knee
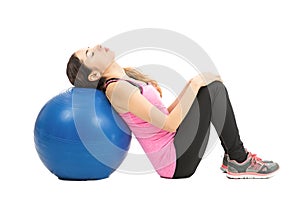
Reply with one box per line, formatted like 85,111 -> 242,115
207,80 -> 226,94
208,80 -> 225,88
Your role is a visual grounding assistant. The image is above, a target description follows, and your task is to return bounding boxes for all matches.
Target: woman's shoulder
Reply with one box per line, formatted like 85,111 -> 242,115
105,79 -> 139,98
105,78 -> 143,114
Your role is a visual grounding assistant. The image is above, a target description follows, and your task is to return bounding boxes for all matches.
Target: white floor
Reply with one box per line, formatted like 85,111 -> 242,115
4,143 -> 294,200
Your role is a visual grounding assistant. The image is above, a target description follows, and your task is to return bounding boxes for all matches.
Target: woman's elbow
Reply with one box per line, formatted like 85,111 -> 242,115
163,126 -> 177,133
163,120 -> 178,133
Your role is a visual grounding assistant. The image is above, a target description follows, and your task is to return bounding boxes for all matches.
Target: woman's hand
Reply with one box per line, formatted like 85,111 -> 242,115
190,72 -> 223,90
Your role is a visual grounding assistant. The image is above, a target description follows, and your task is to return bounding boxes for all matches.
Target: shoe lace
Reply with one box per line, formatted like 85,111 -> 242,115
249,152 -> 263,169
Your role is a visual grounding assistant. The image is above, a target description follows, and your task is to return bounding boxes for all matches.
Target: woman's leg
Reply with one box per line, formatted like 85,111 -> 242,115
209,81 -> 247,162
172,81 -> 247,178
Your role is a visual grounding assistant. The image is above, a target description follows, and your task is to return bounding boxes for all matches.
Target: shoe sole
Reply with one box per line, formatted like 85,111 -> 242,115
226,168 -> 279,179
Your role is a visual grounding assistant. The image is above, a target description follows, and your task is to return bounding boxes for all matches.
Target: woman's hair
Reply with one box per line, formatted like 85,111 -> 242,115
66,54 -> 162,97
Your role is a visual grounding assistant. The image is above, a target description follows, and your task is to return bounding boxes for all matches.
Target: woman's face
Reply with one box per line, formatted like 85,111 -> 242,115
75,44 -> 115,74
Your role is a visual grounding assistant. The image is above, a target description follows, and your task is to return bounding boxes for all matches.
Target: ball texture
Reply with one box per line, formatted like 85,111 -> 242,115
34,88 -> 131,180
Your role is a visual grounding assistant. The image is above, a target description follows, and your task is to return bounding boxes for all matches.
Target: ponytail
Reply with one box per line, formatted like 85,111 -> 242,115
124,67 -> 162,97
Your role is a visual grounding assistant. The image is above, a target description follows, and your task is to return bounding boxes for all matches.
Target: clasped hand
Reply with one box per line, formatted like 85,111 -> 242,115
190,72 -> 223,89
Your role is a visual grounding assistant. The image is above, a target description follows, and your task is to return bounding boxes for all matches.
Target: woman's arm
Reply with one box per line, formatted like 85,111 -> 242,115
167,80 -> 192,113
163,79 -> 201,131
167,72 -> 223,113
106,73 -> 221,132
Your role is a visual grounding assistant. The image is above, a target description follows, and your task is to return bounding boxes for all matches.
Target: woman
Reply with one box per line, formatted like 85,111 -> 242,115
66,44 -> 279,179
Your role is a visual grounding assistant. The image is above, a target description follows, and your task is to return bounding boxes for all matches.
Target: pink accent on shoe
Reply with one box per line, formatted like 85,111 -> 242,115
220,164 -> 228,173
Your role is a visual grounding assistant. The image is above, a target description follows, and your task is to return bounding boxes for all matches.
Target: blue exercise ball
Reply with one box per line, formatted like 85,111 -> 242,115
34,88 -> 131,180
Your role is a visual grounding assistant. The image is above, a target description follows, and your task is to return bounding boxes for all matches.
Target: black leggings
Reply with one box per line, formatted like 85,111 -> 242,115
172,81 -> 246,178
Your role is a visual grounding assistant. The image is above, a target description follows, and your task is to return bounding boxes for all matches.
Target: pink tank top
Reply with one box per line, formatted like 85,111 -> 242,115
105,78 -> 176,178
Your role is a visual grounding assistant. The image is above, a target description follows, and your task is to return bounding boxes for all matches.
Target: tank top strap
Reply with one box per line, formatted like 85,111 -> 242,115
104,78 -> 144,93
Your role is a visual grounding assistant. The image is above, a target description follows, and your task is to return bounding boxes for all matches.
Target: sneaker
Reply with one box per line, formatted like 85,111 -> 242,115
220,151 -> 275,173
226,152 -> 279,179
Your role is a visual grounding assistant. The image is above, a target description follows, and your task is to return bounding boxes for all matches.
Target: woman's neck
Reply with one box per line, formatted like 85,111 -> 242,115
102,61 -> 127,79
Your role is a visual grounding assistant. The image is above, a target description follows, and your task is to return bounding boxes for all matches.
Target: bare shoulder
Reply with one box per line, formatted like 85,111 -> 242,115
105,80 -> 140,113
105,80 -> 139,99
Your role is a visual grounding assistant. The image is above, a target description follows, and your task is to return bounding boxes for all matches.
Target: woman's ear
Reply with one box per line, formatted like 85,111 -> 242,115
88,70 -> 101,81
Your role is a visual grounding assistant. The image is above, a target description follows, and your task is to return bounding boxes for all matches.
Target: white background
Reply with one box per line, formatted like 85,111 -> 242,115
1,0 -> 299,199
